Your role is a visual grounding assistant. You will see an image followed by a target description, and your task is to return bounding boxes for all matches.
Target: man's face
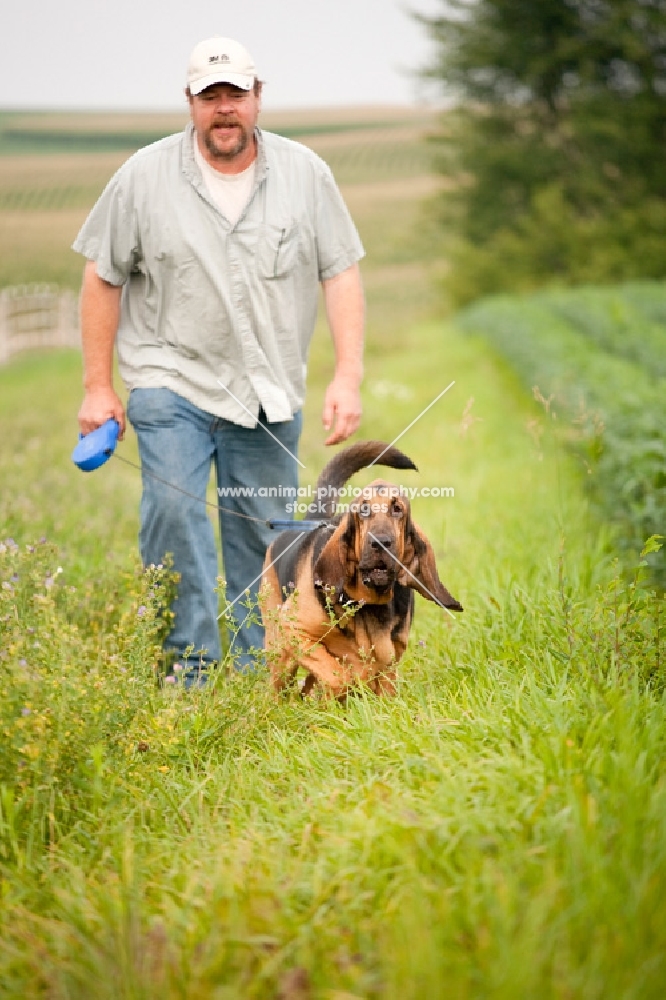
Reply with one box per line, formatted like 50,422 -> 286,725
188,82 -> 261,170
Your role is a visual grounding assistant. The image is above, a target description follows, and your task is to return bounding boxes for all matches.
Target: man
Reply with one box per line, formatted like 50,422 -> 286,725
74,37 -> 365,682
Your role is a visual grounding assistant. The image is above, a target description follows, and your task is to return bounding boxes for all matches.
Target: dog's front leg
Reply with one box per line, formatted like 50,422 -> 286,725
299,641 -> 358,699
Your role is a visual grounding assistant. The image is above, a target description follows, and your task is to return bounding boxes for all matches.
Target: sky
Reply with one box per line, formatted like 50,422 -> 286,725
0,0 -> 444,112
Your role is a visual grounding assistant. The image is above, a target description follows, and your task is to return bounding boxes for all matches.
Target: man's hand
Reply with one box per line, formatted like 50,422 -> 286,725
78,387 -> 126,439
322,375 -> 362,445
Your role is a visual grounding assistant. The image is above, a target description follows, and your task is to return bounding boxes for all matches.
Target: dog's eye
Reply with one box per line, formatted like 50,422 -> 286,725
391,502 -> 403,517
359,504 -> 371,518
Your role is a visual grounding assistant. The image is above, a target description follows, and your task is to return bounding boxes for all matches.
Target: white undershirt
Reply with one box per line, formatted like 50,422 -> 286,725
193,138 -> 256,227
192,133 -> 292,422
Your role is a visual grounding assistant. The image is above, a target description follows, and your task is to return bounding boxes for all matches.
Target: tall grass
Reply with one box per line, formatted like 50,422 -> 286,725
1,318 -> 664,997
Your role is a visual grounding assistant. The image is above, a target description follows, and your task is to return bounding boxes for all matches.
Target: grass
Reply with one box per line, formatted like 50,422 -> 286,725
0,109 -> 664,998
1,321 -> 664,997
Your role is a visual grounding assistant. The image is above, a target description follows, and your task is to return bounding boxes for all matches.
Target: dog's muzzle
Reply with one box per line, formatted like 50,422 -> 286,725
359,560 -> 396,590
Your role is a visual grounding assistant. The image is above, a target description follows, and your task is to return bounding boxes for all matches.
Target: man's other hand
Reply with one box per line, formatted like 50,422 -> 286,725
322,375 -> 362,445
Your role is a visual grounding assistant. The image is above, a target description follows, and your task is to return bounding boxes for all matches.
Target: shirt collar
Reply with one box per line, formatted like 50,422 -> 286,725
182,121 -> 268,193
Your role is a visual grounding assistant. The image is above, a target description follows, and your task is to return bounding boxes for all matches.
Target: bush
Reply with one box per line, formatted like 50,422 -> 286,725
442,183 -> 666,308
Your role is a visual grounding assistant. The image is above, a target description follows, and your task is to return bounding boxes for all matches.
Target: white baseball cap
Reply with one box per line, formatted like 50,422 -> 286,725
187,37 -> 257,95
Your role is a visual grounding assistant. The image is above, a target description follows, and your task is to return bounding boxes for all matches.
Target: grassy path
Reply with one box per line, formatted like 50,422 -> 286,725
1,316 -> 664,997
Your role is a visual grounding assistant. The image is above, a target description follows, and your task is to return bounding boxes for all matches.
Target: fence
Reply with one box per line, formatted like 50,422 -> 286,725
0,284 -> 80,364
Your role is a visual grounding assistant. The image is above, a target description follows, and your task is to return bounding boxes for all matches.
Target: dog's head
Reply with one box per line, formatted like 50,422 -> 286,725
313,479 -> 463,611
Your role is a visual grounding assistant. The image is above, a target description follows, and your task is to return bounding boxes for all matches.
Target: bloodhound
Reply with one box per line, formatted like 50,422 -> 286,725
261,441 -> 463,698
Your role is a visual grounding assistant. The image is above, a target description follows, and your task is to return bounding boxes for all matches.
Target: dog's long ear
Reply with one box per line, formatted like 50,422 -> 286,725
398,519 -> 463,612
313,517 -> 358,599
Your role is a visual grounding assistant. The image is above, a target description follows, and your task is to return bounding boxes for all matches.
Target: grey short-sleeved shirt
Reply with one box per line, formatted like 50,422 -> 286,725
72,124 -> 364,426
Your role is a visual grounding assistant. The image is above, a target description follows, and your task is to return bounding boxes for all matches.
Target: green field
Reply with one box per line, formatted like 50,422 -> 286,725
0,110 -> 664,998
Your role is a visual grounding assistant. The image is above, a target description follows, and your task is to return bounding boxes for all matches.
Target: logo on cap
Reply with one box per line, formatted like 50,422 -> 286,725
208,54 -> 231,64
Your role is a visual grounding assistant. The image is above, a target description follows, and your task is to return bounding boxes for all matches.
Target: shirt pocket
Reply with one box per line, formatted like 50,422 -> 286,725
155,245 -> 197,274
259,221 -> 300,280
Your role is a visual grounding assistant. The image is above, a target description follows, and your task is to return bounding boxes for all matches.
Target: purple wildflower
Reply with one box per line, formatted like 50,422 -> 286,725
137,605 -> 147,617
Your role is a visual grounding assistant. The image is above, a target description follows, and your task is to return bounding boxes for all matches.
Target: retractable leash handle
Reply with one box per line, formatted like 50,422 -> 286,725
71,418 -> 120,472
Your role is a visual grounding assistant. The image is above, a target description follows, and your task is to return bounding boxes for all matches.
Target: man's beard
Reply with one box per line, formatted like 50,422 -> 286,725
203,121 -> 251,162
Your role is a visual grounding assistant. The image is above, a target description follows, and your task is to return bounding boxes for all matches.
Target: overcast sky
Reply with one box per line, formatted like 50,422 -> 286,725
0,0 -> 443,111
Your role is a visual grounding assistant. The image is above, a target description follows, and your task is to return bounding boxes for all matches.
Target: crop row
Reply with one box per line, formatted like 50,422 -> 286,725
540,286 -> 666,379
457,283 -> 666,586
0,185 -> 106,212
317,142 -> 432,184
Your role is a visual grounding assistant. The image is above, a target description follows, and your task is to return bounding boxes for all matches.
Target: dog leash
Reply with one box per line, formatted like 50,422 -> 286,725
113,453 -> 324,532
70,419 -> 322,532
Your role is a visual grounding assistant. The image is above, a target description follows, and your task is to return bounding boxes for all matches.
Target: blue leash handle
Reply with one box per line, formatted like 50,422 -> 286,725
71,418 -> 120,472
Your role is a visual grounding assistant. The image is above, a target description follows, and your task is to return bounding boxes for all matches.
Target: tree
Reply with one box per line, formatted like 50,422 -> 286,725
420,0 -> 666,304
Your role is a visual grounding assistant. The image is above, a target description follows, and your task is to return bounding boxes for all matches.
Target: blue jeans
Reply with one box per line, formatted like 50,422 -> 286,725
127,387 -> 301,671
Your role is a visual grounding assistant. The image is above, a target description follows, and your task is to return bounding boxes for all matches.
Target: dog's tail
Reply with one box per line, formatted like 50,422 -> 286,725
312,441 -> 417,520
